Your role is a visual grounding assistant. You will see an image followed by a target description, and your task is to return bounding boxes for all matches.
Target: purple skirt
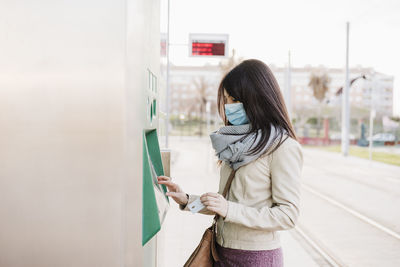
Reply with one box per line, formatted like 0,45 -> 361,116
214,242 -> 283,267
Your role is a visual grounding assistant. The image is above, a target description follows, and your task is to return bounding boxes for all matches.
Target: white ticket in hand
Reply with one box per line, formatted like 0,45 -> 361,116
188,197 -> 205,214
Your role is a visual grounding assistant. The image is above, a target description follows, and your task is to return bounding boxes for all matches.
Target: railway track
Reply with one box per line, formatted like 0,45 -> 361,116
291,183 -> 400,267
303,184 -> 400,240
291,224 -> 347,267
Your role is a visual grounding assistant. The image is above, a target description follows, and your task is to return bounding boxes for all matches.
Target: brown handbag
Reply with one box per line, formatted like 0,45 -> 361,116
183,169 -> 237,267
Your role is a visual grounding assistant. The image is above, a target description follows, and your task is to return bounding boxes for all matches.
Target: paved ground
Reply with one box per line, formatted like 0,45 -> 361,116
157,136 -> 318,267
301,148 -> 400,232
298,148 -> 400,267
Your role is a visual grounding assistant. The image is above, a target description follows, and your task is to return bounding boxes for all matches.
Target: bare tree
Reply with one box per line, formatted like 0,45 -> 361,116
192,76 -> 212,137
308,71 -> 331,136
218,48 -> 244,76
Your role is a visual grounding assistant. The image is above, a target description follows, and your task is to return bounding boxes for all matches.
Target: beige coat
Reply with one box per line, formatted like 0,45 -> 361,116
180,135 -> 303,250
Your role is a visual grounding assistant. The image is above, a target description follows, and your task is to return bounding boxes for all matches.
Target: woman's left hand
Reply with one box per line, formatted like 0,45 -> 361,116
200,192 -> 228,218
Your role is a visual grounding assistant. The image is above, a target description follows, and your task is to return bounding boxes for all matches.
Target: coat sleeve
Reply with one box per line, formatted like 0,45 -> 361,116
179,194 -> 215,215
223,142 -> 303,231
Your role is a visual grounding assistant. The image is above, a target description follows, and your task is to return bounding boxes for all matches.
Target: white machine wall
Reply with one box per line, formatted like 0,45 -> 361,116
0,0 -> 160,266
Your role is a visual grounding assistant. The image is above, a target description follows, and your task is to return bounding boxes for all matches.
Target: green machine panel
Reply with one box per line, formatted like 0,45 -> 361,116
142,129 -> 169,245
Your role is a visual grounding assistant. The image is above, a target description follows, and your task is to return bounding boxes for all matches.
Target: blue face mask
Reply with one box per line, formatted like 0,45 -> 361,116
224,103 -> 249,125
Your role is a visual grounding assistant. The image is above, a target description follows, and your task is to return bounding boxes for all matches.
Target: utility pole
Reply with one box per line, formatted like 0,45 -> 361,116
206,101 -> 211,135
369,108 -> 375,160
369,75 -> 378,160
165,0 -> 171,148
286,50 -> 292,119
341,22 -> 350,156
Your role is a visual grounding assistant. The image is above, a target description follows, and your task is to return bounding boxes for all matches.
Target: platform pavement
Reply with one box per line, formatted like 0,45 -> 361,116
156,136 -> 319,267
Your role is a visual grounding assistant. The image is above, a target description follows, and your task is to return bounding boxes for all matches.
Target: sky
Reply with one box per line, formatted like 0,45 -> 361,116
161,0 -> 400,116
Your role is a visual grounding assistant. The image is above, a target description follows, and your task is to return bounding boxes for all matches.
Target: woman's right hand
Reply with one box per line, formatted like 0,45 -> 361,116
157,176 -> 188,206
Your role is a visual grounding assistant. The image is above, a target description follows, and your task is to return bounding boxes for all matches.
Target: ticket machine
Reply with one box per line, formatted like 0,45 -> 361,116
142,129 -> 169,245
142,67 -> 170,266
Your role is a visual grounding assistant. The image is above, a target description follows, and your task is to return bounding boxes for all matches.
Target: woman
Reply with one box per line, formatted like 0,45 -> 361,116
158,59 -> 303,267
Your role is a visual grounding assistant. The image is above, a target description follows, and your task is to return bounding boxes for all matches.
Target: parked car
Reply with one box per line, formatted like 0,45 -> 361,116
369,133 -> 396,142
330,132 -> 356,140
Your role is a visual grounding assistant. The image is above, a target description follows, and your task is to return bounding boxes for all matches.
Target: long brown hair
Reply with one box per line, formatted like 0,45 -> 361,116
217,59 -> 297,156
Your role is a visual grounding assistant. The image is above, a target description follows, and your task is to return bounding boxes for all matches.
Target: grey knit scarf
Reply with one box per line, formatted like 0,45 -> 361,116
209,123 -> 286,170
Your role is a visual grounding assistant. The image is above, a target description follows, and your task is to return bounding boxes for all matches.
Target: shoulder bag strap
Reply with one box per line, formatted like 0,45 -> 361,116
222,169 -> 236,198
214,169 -> 236,222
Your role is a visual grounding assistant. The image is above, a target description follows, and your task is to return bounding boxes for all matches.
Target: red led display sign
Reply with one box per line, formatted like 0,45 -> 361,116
189,34 -> 229,57
191,42 -> 226,56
